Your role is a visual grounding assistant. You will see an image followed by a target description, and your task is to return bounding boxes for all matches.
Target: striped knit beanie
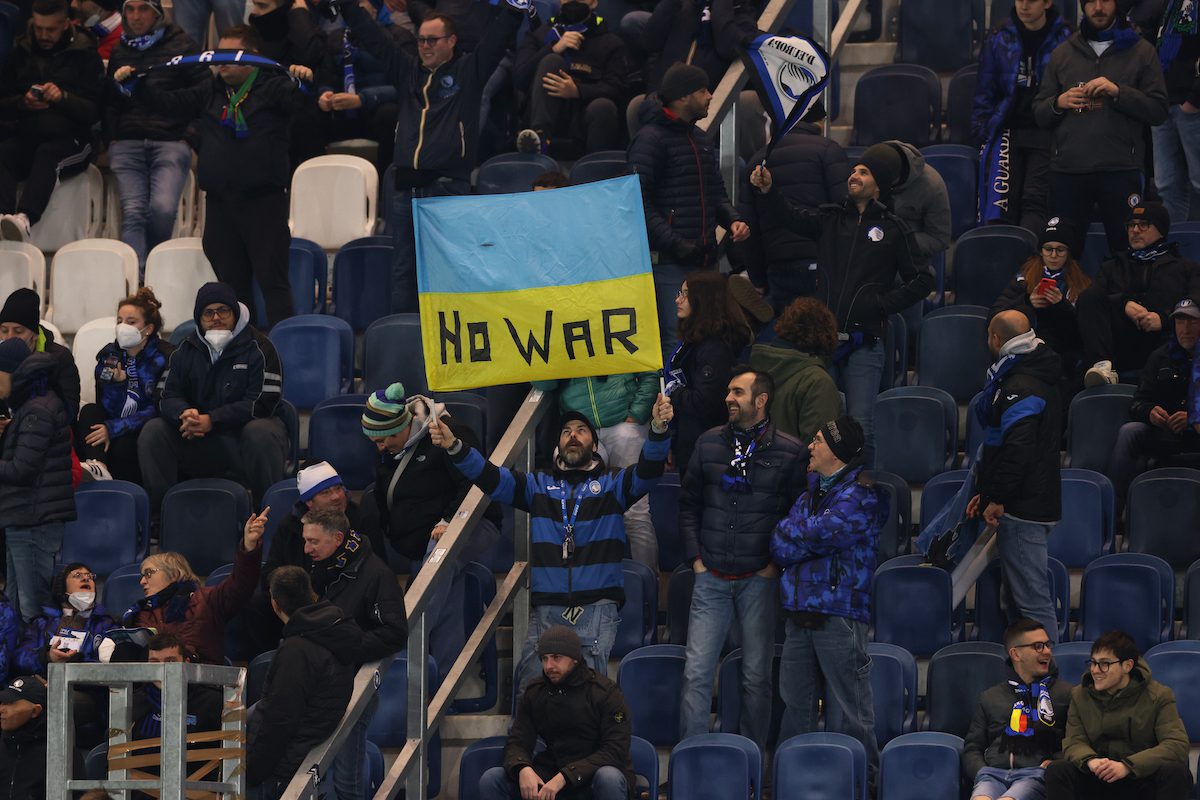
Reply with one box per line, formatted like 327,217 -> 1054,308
361,383 -> 412,438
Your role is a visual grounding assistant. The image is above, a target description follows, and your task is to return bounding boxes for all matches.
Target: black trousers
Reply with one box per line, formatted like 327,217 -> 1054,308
0,135 -> 92,224
1048,169 -> 1143,255
202,189 -> 293,329
1005,131 -> 1052,234
74,403 -> 144,484
528,53 -> 622,154
1074,284 -> 1168,369
1044,759 -> 1192,800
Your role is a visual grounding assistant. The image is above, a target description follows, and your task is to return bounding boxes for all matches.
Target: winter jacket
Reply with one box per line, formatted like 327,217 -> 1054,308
513,14 -> 632,111
666,335 -> 741,478
1033,28 -> 1168,173
628,97 -> 741,268
131,681 -> 223,741
104,24 -> 206,142
126,541 -> 262,664
765,192 -> 932,335
1062,657 -> 1189,777
247,601 -> 363,786
640,0 -> 757,93
991,273 -> 1085,371
680,421 -> 807,573
1091,245 -> 1200,331
14,604 -> 113,675
0,715 -> 49,800
976,340 -> 1063,523
0,25 -> 104,143
340,0 -> 524,184
249,5 -> 327,70
962,665 -> 1074,779
317,23 -> 414,109
533,372 -> 659,429
450,429 -> 671,607
748,342 -> 841,441
771,465 -> 886,623
1130,338 -> 1194,422
312,537 -> 407,662
261,499 -> 380,589
0,595 -> 19,681
972,7 -> 1073,145
881,141 -> 952,263
91,336 -> 174,440
738,124 -> 849,287
0,353 -> 76,529
504,660 -> 635,797
31,326 -> 80,419
1159,21 -> 1200,107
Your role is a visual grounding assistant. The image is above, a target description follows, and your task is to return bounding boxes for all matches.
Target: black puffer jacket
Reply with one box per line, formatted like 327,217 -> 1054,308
105,25 -> 206,142
1130,338 -> 1195,422
0,353 -> 75,528
247,601 -> 363,786
628,96 -> 741,267
679,421 -> 807,573
667,335 -> 742,477
311,537 -> 407,662
513,14 -> 631,110
38,326 -> 80,418
0,713 -> 48,800
1090,245 -> 1200,330
990,275 -> 1085,371
0,25 -> 104,142
641,0 -> 757,92
249,5 -> 327,69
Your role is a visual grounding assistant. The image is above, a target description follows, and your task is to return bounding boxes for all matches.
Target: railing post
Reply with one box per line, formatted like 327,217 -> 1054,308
511,435 -> 534,695
405,610 -> 429,799
719,101 -> 739,208
814,0 -> 833,134
46,664 -> 75,800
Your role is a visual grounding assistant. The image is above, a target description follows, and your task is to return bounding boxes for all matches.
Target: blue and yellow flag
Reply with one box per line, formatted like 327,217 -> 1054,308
414,175 -> 662,392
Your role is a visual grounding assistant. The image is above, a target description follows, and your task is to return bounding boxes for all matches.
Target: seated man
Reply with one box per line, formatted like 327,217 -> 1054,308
480,626 -> 634,800
1046,630 -> 1191,799
131,633 -> 223,742
138,282 -> 288,513
963,619 -> 1074,800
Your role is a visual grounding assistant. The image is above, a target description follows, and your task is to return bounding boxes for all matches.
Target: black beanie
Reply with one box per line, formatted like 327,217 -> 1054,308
193,282 -> 240,327
0,337 -> 30,374
1128,202 -> 1170,239
660,63 -> 709,104
559,410 -> 599,443
820,415 -> 865,465
0,288 -> 40,332
856,146 -> 898,202
1039,216 -> 1081,256
537,625 -> 584,661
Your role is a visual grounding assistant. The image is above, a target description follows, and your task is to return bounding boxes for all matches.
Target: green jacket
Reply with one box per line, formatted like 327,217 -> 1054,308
749,343 -> 841,442
1061,658 -> 1189,777
533,372 -> 659,428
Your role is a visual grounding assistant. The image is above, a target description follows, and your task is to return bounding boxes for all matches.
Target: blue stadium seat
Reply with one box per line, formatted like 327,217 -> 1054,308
1052,469 -> 1114,567
453,561 -> 499,714
160,479 -> 251,576
952,226 -> 1034,307
897,1 -> 981,71
269,315 -> 354,409
1066,384 -> 1135,472
774,732 -> 866,800
965,391 -> 986,465
367,654 -> 442,797
918,470 -> 968,530
614,559 -> 658,658
169,319 -> 197,347
1183,559 -> 1200,638
881,313 -> 908,391
668,733 -> 762,800
290,237 -> 328,313
476,153 -> 560,194
260,480 -> 300,559
649,474 -> 685,572
872,387 -> 958,482
251,244 -> 325,324
440,391 -> 490,453
570,151 -> 629,184
944,65 -> 977,146
275,399 -> 301,478
851,65 -> 941,147
204,563 -> 234,586
457,735 -> 506,800
1172,222 -> 1200,263
629,735 -> 659,800
866,642 -> 918,745
332,236 -> 394,331
102,562 -> 145,617
861,470 -> 913,561
62,481 -> 150,576
666,564 -> 693,645
1126,468 -> 1200,569
973,557 -> 1069,644
1079,222 -> 1109,278
1079,554 -> 1173,652
921,145 -> 977,238
617,644 -> 688,747
916,306 -> 990,401
1144,642 -> 1200,742
925,642 -> 1007,737
1052,640 -> 1093,685
363,740 -> 384,795
878,732 -> 964,800
246,648 -> 275,705
716,646 -> 784,748
85,743 -> 107,780
873,562 -> 961,656
308,394 -> 379,490
362,313 -> 428,396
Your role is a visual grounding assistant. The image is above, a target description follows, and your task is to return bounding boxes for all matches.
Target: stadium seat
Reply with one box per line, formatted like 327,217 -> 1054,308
440,391 -> 490,451
629,735 -> 659,799
362,313 -> 428,395
944,65 -> 978,145
457,735 -> 506,800
30,163 -> 104,252
668,733 -> 762,800
917,306 -> 990,402
897,0 -> 980,71
366,654 -> 441,797
921,145 -> 977,238
269,315 -> 354,409
918,470 -> 967,531
204,563 -> 234,586
649,472 -> 685,572
1173,222 -> 1200,263
1080,222 -> 1109,278
332,237 -> 394,332
716,646 -> 784,747
614,559 -> 657,658
246,648 -> 275,706
974,557 -> 1069,644
952,226 -> 1034,307
617,644 -> 688,747
880,313 -> 908,391
872,562 -> 961,656
1184,559 -> 1200,638
878,732 -> 964,800
159,478 -> 251,576
1144,642 -> 1200,742
569,151 -> 629,184
872,387 -> 958,482
102,562 -> 145,617
85,743 -> 108,780
169,319 -> 197,347
666,564 -> 693,645
0,240 -> 46,304
275,399 -> 300,478
861,469 -> 912,561
1079,553 -> 1173,652
452,561 -> 499,713
289,237 -> 328,313
851,65 -> 941,147
259,480 -> 300,559
1126,468 -> 1200,569
1052,640 -> 1092,684
363,740 -> 384,794
308,394 -> 379,490
925,642 -> 1007,737
866,642 -> 917,745
476,153 -> 560,194
774,732 -> 866,800
143,238 -> 218,332
289,154 -> 378,250
1065,384 -> 1136,471
964,391 -> 986,464
49,240 -> 138,334
62,481 -> 150,577
1052,469 -> 1114,567
170,167 -> 198,238
251,251 -> 325,325
71,317 -> 119,406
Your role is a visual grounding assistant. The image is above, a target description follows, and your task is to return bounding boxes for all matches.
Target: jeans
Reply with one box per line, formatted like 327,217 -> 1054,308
1107,422 -> 1200,516
832,340 -> 885,466
652,262 -> 691,361
779,614 -> 879,789
388,178 -> 470,314
598,421 -> 657,570
514,601 -> 619,693
108,139 -> 192,267
972,765 -> 1047,800
679,571 -> 777,748
479,764 -> 628,800
996,514 -> 1059,643
332,690 -> 378,800
1152,103 -> 1200,224
171,0 -> 247,48
6,522 -> 64,621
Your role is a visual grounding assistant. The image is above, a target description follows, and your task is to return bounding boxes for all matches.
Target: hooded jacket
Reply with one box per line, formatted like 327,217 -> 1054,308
976,335 -> 1063,523
105,24 -> 206,142
640,0 -> 757,93
1091,244 -> 1200,331
881,141 -> 952,263
247,601 -> 364,786
1130,337 -> 1195,423
532,372 -> 659,430
748,342 -> 842,441
91,335 -> 174,439
962,664 -> 1074,779
513,13 -> 632,110
0,353 -> 76,529
310,535 -> 407,662
1062,657 -> 1189,776
0,24 -> 104,143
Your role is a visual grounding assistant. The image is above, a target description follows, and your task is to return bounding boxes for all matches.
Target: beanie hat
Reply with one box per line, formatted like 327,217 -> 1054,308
820,415 -> 865,465
297,461 -> 343,502
361,383 -> 412,438
0,337 -> 30,374
660,63 -> 709,105
0,288 -> 40,333
537,625 -> 584,661
193,282 -> 240,327
1128,202 -> 1170,238
122,0 -> 164,16
559,410 -> 599,443
859,143 -> 901,197
1039,216 -> 1081,256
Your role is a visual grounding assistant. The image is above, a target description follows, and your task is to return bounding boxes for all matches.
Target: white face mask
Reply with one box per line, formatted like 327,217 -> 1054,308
204,329 -> 234,352
115,323 -> 146,350
68,591 -> 95,612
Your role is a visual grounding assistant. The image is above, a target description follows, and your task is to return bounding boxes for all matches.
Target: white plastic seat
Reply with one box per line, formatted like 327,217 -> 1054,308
49,240 -> 138,334
289,155 -> 377,250
171,169 -> 197,239
30,164 -> 104,253
72,317 -> 115,407
143,238 -> 216,332
102,170 -> 121,240
0,241 -> 46,307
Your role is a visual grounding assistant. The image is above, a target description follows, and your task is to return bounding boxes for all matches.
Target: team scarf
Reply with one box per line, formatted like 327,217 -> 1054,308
120,352 -> 141,417
341,29 -> 359,118
309,528 -> 364,594
742,32 -> 832,160
723,417 -> 769,493
1158,0 -> 1197,71
91,11 -> 123,39
121,26 -> 165,50
975,329 -> 1042,429
1003,674 -> 1058,755
220,67 -> 259,138
124,580 -> 197,625
542,16 -> 591,67
1130,239 -> 1172,262
115,49 -> 308,97
979,129 -> 1009,226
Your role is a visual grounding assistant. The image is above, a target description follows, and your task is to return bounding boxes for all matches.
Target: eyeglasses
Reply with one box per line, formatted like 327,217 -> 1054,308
140,568 -> 161,580
676,289 -> 689,299
1085,658 -> 1130,673
1040,245 -> 1068,255
415,34 -> 451,45
200,306 -> 233,320
1013,640 -> 1053,652
1125,220 -> 1153,231
67,571 -> 97,581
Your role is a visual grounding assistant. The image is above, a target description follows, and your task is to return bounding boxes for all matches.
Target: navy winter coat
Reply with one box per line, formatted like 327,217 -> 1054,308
91,336 -> 173,439
14,605 -> 114,675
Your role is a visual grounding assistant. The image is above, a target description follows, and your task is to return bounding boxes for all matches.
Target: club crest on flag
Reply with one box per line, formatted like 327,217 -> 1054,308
742,32 -> 832,157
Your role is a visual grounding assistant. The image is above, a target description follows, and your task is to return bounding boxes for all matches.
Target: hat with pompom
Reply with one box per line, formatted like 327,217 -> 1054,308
361,383 -> 412,438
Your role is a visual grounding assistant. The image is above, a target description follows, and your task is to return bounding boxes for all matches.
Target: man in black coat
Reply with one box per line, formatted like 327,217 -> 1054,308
0,675 -> 56,799
0,287 -> 81,416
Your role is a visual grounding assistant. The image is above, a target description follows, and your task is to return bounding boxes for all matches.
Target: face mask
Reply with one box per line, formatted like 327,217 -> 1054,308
68,591 -> 95,611
558,1 -> 590,23
116,323 -> 145,350
204,329 -> 234,352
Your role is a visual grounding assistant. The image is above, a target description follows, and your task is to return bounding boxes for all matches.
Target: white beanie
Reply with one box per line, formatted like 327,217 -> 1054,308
297,461 -> 343,502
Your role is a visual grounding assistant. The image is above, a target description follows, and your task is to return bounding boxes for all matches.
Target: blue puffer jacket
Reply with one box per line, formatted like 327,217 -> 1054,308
0,593 -> 18,680
93,336 -> 173,439
771,466 -> 887,623
971,7 -> 1072,146
14,605 -> 114,675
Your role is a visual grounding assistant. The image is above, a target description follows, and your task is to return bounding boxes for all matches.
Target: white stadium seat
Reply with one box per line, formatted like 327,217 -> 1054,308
143,238 -> 217,333
30,164 -> 104,253
49,239 -> 138,334
72,317 -> 115,407
289,154 -> 377,250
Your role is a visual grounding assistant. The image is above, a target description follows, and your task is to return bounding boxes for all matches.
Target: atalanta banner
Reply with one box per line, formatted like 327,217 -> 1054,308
742,32 -> 832,155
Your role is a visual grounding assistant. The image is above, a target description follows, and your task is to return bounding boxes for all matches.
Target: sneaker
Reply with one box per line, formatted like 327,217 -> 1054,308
80,459 -> 112,482
1083,360 -> 1117,388
516,128 -> 541,154
0,213 -> 30,242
